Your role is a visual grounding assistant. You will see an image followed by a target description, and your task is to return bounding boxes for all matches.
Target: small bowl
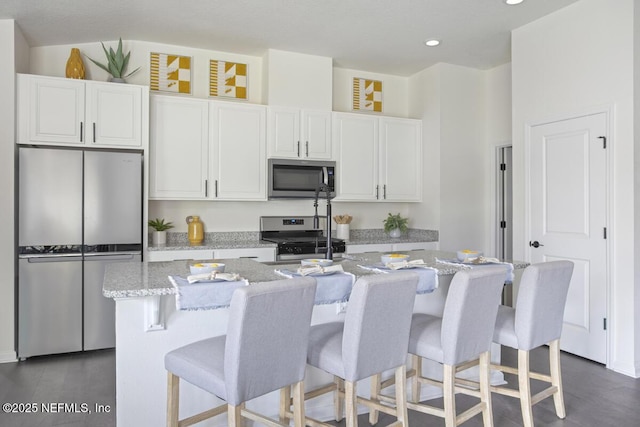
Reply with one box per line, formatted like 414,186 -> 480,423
381,253 -> 410,265
457,250 -> 482,262
301,258 -> 333,267
189,262 -> 226,275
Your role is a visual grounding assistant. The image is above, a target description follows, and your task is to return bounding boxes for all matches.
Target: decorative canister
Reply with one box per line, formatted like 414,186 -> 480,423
336,224 -> 350,241
186,216 -> 204,246
65,48 -> 86,79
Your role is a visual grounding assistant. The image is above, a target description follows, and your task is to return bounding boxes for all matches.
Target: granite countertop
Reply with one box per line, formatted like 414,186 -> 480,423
103,249 -> 527,299
147,228 -> 439,251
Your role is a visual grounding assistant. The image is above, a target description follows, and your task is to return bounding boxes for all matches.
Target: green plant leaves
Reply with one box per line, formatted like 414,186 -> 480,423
85,38 -> 140,80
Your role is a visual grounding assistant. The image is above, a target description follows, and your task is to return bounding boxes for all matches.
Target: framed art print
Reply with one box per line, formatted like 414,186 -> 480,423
210,60 -> 247,99
353,78 -> 382,113
150,52 -> 192,94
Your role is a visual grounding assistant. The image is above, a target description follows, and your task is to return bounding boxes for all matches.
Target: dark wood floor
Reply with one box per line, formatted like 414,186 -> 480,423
0,346 -> 638,427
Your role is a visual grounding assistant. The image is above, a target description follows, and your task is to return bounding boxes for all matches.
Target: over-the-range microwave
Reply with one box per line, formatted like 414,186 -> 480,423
268,159 -> 336,199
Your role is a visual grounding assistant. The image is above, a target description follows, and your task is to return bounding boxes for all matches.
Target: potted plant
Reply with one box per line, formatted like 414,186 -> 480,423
148,218 -> 174,246
383,213 -> 408,238
86,38 -> 140,82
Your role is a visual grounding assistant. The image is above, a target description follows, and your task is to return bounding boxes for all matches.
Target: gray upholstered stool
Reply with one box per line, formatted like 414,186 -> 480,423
491,260 -> 574,427
165,277 -> 317,427
302,272 -> 419,427
390,267 -> 508,427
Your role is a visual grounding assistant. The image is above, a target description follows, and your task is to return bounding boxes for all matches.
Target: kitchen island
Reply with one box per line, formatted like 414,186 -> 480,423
104,250 -> 525,427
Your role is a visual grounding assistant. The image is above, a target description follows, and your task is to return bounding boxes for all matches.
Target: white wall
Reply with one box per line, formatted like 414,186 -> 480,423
264,49 -> 332,110
333,68 -> 408,117
484,63 -> 512,257
0,20 -> 21,363
512,0 -> 637,375
30,40 -> 264,103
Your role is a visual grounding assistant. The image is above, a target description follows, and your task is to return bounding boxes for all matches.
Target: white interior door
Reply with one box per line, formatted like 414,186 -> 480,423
529,112 -> 607,364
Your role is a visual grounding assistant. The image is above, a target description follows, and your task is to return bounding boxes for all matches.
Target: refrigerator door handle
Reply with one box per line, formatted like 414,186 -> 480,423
23,255 -> 83,263
83,253 -> 137,261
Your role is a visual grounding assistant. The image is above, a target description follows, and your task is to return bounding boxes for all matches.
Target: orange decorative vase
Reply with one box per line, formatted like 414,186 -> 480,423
186,216 -> 204,246
65,48 -> 85,79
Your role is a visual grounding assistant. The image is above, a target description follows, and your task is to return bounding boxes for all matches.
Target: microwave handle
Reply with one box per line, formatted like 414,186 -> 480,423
322,166 -> 329,186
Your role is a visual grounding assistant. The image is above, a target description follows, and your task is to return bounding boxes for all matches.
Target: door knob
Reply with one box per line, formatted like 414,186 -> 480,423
529,241 -> 544,248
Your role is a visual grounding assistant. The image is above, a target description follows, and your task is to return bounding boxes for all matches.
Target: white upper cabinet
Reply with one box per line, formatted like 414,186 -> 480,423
210,102 -> 267,200
149,95 -> 209,200
268,107 -> 332,159
333,113 -> 379,201
149,97 -> 266,201
379,117 -> 422,202
333,112 -> 422,202
17,74 -> 144,148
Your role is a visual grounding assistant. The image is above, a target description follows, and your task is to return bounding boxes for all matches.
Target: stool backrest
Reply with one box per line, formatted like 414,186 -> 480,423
342,271 -> 419,382
224,277 -> 317,405
514,260 -> 574,350
441,267 -> 508,366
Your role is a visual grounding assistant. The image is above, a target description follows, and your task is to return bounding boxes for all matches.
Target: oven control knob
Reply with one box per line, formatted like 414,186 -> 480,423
294,247 -> 303,254
282,247 -> 293,254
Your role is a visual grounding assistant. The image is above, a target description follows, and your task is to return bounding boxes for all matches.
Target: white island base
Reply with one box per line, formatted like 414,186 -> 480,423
113,273 -> 508,427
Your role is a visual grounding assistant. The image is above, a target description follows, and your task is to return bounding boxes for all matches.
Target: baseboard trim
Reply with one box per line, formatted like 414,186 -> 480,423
0,350 -> 17,364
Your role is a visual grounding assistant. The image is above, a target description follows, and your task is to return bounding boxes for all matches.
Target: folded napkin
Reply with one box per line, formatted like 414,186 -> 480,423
169,275 -> 248,311
275,266 -> 355,305
358,263 -> 438,294
435,257 -> 515,284
187,271 -> 241,284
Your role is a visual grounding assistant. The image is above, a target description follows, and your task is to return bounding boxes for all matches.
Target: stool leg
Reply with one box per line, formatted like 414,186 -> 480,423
334,376 -> 345,422
395,365 -> 409,426
479,351 -> 494,427
443,364 -> 456,427
167,372 -> 180,427
345,380 -> 358,427
410,354 -> 422,403
518,349 -> 534,427
279,385 -> 291,424
227,404 -> 242,427
369,373 -> 381,425
549,339 -> 566,419
292,380 -> 306,427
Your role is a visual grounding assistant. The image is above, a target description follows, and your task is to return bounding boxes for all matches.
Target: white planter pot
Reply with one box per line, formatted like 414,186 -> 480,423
389,228 -> 402,238
152,230 -> 167,246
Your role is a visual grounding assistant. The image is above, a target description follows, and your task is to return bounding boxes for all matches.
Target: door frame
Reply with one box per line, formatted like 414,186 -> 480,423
523,105 -> 613,368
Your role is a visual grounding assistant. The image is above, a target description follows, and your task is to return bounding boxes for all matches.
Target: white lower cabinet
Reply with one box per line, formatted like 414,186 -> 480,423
346,242 -> 437,254
333,112 -> 422,202
213,248 -> 276,262
147,250 -> 214,262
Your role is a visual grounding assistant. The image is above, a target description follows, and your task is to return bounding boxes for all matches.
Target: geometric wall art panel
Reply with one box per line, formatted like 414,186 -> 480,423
150,52 -> 192,94
210,60 -> 248,99
352,77 -> 382,112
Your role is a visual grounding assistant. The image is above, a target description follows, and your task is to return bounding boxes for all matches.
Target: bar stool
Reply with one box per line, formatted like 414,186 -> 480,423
491,260 -> 574,427
165,277 -> 317,427
375,267 -> 507,427
302,272 -> 419,427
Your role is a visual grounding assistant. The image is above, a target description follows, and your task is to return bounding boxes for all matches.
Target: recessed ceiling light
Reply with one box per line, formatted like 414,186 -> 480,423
425,39 -> 440,47
505,0 -> 524,5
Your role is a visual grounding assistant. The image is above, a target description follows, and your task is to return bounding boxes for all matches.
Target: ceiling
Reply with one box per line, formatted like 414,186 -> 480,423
1,0 -> 580,76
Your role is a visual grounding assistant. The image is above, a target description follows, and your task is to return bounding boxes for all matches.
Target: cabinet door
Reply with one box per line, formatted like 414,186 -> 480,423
86,82 -> 142,147
18,74 -> 85,145
214,248 -> 276,262
267,106 -> 300,158
380,118 -> 422,202
210,102 -> 267,200
302,110 -> 332,159
149,96 -> 209,199
333,113 -> 379,201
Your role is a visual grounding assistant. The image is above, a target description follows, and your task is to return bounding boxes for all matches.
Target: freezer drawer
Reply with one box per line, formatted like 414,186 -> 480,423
18,256 -> 83,358
83,253 -> 141,350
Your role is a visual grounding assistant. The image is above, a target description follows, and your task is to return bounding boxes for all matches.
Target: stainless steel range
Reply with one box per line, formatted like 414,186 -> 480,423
260,216 -> 346,262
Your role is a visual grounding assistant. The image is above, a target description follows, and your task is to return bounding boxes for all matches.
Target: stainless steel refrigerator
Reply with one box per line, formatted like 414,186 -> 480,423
18,146 -> 142,359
